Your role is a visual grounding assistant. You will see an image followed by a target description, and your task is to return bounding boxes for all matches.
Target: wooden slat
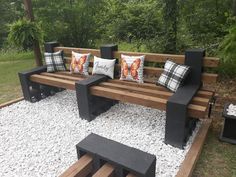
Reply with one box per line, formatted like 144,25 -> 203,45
54,47 -> 101,57
114,51 -> 219,68
92,163 -> 115,177
59,154 -> 93,177
176,119 -> 212,177
0,97 -> 24,109
126,173 -> 137,177
40,72 -> 86,81
63,58 -> 218,84
36,71 -> 213,99
142,67 -> 218,84
30,74 -> 75,90
108,79 -> 213,99
90,86 -> 207,118
99,82 -> 209,106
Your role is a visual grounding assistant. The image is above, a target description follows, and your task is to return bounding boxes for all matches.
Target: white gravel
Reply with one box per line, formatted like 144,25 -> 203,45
0,90 -> 201,177
227,104 -> 236,116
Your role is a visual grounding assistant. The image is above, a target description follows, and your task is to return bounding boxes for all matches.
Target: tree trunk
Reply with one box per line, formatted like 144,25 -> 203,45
23,0 -> 43,66
163,0 -> 178,54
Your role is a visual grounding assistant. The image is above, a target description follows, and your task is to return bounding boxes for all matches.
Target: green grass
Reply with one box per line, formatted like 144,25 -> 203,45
0,50 -> 35,104
193,122 -> 236,177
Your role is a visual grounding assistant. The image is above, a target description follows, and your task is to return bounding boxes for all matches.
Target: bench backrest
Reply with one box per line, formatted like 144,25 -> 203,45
53,46 -> 219,86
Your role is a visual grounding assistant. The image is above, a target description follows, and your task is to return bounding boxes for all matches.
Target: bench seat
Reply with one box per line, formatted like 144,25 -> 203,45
30,71 -> 213,119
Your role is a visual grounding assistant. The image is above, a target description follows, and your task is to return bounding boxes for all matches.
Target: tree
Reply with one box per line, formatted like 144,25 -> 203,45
163,0 -> 178,53
23,0 -> 43,66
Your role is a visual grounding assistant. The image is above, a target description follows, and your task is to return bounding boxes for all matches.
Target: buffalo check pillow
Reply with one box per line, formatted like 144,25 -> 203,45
157,60 -> 190,92
44,50 -> 66,72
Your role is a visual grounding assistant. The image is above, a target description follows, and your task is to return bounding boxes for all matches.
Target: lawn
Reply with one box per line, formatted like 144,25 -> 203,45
0,50 -> 235,177
0,51 -> 35,104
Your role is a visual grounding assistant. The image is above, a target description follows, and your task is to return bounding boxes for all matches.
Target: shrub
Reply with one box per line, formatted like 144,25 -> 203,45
218,25 -> 236,77
7,18 -> 43,50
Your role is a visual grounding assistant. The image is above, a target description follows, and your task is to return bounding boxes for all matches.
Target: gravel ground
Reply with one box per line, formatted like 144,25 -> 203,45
0,90 -> 201,177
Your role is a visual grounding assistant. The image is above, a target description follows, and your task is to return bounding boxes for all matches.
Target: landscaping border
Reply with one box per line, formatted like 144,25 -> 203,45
176,119 -> 212,177
0,97 -> 24,109
0,98 -> 212,177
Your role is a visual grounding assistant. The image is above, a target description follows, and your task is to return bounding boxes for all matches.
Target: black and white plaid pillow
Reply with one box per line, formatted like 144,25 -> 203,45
44,50 -> 66,72
157,60 -> 190,92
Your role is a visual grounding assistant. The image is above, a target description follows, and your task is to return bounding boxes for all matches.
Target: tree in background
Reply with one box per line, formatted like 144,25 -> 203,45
163,0 -> 178,53
23,0 -> 42,66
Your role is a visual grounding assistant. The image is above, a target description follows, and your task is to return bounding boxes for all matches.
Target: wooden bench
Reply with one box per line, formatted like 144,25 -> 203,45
19,42 -> 219,148
60,133 -> 156,177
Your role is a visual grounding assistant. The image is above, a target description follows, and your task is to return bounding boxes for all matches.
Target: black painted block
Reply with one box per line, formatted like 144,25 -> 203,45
76,133 -> 156,177
76,74 -> 115,121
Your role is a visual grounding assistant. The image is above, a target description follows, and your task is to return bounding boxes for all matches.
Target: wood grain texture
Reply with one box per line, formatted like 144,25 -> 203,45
92,163 -> 115,177
175,119 -> 212,177
54,47 -> 100,57
90,85 -> 207,118
30,74 -> 75,90
113,51 -> 219,68
59,154 -> 93,177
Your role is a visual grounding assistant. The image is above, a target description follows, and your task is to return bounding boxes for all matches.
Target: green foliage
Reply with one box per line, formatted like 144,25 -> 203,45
218,25 -> 236,77
0,0 -> 236,76
8,18 -> 43,50
219,26 -> 236,63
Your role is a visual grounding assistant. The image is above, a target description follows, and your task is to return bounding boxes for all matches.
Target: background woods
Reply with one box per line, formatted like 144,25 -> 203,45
0,0 -> 236,75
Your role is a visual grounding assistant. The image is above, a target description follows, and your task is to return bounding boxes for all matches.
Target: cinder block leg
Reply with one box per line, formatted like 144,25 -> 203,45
75,75 -> 115,121
18,66 -> 47,102
165,102 -> 188,149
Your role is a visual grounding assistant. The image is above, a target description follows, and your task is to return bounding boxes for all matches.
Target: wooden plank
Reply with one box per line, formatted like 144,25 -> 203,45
54,47 -> 101,57
175,119 -> 212,177
114,51 -> 219,68
40,72 -> 86,81
126,173 -> 137,177
30,74 -> 75,90
90,86 -> 207,118
108,79 -> 213,99
59,154 -> 93,177
55,47 -> 219,68
142,67 -> 218,84
0,97 -> 24,109
99,82 -> 209,106
92,163 -> 115,177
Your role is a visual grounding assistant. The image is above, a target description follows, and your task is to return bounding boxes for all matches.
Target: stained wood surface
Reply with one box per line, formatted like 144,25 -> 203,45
175,119 -> 212,177
114,51 -> 219,68
59,154 -> 93,177
92,163 -> 115,177
0,97 -> 24,109
29,72 -> 213,119
54,47 -> 100,57
90,85 -> 207,118
54,46 -> 219,68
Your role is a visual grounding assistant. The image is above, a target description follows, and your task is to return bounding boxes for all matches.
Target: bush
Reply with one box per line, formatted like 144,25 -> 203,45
218,25 -> 236,77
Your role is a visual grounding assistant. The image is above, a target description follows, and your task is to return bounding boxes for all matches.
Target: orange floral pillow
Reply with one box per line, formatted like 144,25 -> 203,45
70,51 -> 91,75
120,54 -> 145,83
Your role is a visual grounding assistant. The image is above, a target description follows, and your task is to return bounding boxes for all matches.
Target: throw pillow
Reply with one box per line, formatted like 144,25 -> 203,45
92,56 -> 116,79
120,54 -> 145,83
44,50 -> 66,72
70,51 -> 91,75
157,60 -> 190,92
